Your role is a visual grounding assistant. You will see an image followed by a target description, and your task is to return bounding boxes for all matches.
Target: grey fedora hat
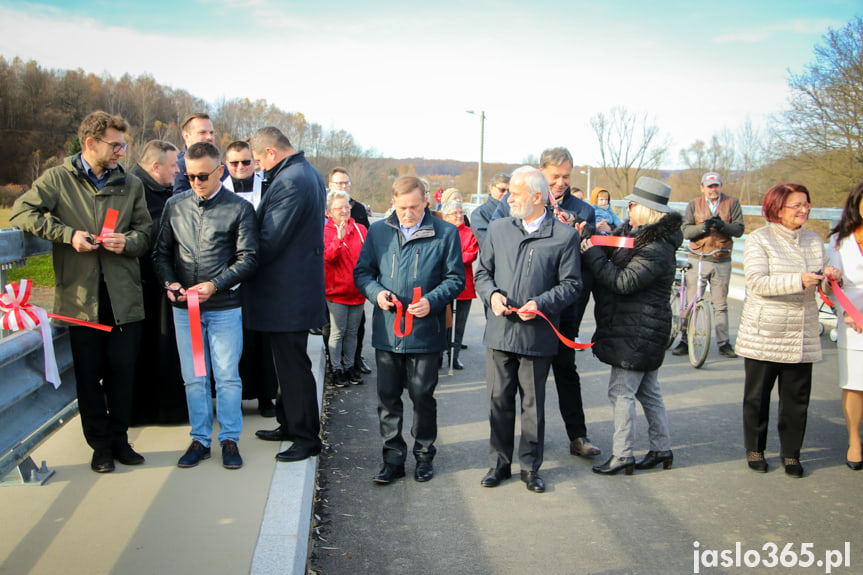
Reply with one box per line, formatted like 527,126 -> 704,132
624,176 -> 672,213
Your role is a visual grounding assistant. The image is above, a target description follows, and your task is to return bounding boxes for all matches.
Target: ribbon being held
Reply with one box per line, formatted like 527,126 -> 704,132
828,277 -> 863,330
1,280 -> 113,388
185,289 -> 207,378
591,235 -> 635,249
392,286 -> 422,337
506,304 -> 593,350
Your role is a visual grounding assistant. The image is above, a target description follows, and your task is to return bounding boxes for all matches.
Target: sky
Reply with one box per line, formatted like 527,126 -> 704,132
0,0 -> 860,169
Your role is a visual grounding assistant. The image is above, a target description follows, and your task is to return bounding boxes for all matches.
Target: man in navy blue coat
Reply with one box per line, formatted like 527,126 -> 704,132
354,176 -> 464,485
246,127 -> 327,462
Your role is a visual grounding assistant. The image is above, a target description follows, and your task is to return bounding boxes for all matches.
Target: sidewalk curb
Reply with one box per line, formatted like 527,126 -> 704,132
250,340 -> 325,575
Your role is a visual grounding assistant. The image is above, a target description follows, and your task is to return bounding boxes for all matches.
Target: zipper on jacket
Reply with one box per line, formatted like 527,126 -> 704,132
414,248 -> 420,279
526,248 -> 534,274
391,249 -> 396,279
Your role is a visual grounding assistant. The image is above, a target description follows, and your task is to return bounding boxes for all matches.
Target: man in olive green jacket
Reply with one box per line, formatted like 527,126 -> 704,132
11,111 -> 152,473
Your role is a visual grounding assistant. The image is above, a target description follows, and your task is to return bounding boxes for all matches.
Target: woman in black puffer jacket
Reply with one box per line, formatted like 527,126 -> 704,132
580,177 -> 682,476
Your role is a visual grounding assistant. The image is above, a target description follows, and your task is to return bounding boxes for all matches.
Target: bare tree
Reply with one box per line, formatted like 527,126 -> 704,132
774,17 -> 863,189
590,106 -> 669,197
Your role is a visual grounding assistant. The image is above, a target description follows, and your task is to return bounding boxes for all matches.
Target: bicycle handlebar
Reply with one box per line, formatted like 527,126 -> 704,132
686,247 -> 731,257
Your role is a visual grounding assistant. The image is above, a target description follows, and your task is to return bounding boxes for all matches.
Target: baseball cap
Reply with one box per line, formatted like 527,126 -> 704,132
701,172 -> 722,186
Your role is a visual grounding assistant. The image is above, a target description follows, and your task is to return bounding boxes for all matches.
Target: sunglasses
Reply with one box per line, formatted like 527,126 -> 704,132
228,159 -> 252,167
186,165 -> 221,182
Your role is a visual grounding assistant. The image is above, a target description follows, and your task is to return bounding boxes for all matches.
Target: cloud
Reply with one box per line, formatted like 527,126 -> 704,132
713,18 -> 845,44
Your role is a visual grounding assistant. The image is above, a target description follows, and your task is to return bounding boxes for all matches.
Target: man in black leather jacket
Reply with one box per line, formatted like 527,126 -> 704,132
153,141 -> 258,470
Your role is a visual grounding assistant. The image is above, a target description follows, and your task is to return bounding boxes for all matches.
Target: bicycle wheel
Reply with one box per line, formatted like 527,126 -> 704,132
688,299 -> 711,368
667,291 -> 681,349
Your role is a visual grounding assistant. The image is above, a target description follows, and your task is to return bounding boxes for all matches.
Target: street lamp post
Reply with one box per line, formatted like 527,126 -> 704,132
579,166 -> 591,196
466,110 -> 485,200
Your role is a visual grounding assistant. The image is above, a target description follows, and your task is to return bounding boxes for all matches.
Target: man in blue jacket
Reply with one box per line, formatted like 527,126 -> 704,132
354,176 -> 465,485
247,127 -> 328,462
474,166 -> 582,493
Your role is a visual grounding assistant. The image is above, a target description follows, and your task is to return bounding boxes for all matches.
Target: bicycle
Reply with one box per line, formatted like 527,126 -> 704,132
667,247 -> 730,368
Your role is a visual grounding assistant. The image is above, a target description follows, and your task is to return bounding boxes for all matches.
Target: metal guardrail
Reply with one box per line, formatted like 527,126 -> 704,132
0,228 -> 76,486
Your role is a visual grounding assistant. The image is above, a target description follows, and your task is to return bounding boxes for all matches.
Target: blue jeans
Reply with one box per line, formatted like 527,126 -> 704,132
173,306 -> 243,446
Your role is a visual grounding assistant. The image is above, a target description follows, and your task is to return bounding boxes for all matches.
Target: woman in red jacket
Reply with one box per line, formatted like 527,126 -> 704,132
442,200 -> 479,369
324,190 -> 368,386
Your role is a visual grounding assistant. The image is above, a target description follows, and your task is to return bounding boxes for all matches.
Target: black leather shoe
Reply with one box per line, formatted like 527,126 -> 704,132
592,455 -> 635,475
113,443 -> 145,466
373,463 -> 406,484
414,460 -> 434,482
671,341 -> 688,356
520,470 -> 545,492
783,457 -> 803,478
847,460 -> 863,470
452,358 -> 464,370
255,426 -> 291,442
460,343 -> 468,350
91,449 -> 115,473
355,357 -> 372,374
570,437 -> 601,457
276,443 -> 322,462
309,327 -> 323,336
746,450 -> 768,473
258,399 -> 276,418
481,465 -> 512,487
635,450 -> 673,470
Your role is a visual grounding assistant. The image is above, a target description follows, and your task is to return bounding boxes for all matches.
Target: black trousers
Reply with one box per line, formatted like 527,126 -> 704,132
269,331 -> 322,449
375,350 -> 439,465
550,320 -> 587,440
239,330 -> 278,401
742,358 -> 812,458
487,349 -> 551,472
69,279 -> 142,451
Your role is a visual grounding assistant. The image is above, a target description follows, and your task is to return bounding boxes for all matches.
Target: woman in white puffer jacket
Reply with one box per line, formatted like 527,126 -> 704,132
737,183 -> 841,478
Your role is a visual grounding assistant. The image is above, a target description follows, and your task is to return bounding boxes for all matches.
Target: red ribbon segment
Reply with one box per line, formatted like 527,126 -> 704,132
185,289 -> 207,377
506,305 -> 593,350
829,278 -> 863,329
97,208 -> 119,241
393,287 -> 422,337
591,235 -> 634,249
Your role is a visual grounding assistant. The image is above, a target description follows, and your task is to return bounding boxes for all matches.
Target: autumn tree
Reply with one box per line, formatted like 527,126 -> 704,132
590,106 -> 669,197
774,17 -> 863,191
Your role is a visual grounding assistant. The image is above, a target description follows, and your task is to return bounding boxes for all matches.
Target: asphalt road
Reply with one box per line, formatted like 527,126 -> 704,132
310,297 -> 861,575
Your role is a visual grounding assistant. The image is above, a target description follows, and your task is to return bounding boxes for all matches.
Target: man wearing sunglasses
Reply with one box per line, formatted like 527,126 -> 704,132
11,110 -> 152,473
224,140 -> 263,209
153,141 -> 258,470
173,113 -> 229,194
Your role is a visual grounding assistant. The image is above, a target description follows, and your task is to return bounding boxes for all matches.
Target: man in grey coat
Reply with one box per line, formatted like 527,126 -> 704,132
474,166 -> 582,493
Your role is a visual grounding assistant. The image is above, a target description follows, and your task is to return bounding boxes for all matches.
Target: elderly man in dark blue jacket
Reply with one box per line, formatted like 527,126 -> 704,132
491,147 -> 601,459
246,127 -> 328,463
354,176 -> 465,485
475,166 -> 582,493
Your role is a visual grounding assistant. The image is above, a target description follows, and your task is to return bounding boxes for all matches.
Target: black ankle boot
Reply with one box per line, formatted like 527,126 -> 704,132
592,455 -> 635,475
635,450 -> 673,470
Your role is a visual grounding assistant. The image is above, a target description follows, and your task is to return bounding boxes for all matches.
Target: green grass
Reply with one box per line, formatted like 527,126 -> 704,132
1,206 -> 56,287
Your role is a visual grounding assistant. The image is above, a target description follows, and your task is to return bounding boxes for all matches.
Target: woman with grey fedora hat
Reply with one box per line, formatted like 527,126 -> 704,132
580,177 -> 683,475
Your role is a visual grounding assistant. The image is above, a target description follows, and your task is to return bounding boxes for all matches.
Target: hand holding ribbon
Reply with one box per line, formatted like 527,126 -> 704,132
393,287 -> 422,337
504,302 -> 593,350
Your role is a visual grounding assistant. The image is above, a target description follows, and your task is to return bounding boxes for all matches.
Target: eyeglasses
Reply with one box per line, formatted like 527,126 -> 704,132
782,203 -> 811,212
494,186 -> 509,193
186,165 -> 221,182
96,138 -> 128,153
228,159 -> 252,167
330,180 -> 351,187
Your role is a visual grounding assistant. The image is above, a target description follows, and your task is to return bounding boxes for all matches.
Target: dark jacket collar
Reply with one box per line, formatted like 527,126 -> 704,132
385,207 -> 437,246
264,150 -> 305,182
130,163 -> 172,195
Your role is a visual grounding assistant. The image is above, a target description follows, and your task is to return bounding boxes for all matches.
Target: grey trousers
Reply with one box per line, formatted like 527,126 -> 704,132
608,366 -> 672,458
683,256 -> 732,346
486,349 -> 551,472
326,300 -> 364,371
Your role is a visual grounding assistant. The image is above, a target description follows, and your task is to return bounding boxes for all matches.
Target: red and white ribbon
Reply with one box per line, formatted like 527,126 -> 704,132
393,287 -> 422,338
829,278 -> 863,329
1,280 -> 60,388
96,208 -> 119,242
